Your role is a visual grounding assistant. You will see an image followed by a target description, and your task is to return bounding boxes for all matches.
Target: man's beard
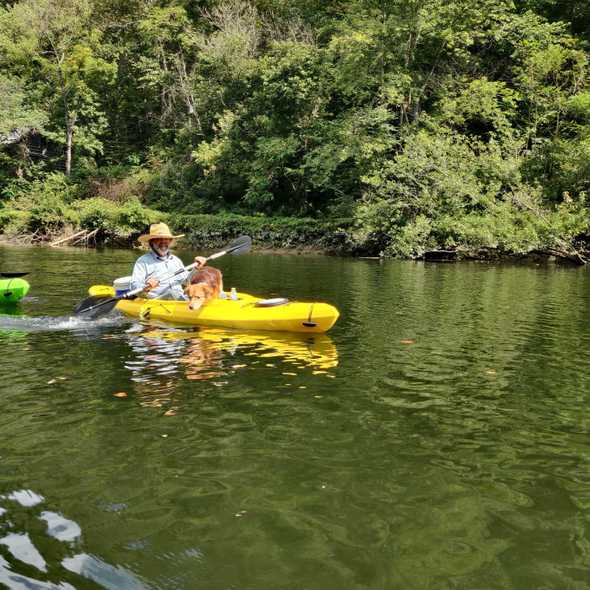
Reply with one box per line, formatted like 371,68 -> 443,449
151,243 -> 169,257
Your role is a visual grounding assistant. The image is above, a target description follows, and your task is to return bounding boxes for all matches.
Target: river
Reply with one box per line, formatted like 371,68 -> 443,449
0,245 -> 589,589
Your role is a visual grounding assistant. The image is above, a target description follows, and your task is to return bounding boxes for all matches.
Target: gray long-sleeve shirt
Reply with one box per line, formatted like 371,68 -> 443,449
130,250 -> 189,300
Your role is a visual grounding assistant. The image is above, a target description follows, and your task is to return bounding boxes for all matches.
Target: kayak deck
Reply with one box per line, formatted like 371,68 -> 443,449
88,286 -> 339,333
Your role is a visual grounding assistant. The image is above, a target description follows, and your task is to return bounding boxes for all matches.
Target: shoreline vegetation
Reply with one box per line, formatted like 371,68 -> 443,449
0,172 -> 588,263
1,1 -> 590,265
1,203 -> 587,264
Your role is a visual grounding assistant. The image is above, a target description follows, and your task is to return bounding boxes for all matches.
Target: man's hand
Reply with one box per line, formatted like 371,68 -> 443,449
144,278 -> 160,292
194,256 -> 207,269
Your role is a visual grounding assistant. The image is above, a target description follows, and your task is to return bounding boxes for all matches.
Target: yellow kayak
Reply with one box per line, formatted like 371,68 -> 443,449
88,286 -> 339,333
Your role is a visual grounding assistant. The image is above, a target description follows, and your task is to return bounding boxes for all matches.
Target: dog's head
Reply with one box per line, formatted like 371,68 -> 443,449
187,283 -> 214,310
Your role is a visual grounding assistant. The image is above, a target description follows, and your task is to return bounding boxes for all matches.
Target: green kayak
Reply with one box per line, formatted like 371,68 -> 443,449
0,278 -> 30,303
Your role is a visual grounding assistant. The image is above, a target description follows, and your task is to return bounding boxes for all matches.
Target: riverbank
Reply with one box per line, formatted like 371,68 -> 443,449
0,207 -> 357,254
1,178 -> 588,263
2,220 -> 588,265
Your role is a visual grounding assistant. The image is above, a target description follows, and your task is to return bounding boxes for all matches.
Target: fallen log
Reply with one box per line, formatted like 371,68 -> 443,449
85,228 -> 99,244
72,228 -> 99,246
49,229 -> 88,247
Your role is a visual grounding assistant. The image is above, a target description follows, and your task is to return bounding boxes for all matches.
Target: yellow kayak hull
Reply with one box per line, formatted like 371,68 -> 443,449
88,286 -> 339,333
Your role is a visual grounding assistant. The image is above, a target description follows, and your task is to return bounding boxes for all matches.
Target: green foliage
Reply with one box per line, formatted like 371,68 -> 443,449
0,208 -> 30,236
0,0 -> 589,259
439,78 -> 519,142
0,75 -> 47,137
0,0 -> 116,176
171,212 -> 354,251
0,173 -> 161,239
356,129 -> 589,258
1,173 -> 80,233
76,196 -> 162,236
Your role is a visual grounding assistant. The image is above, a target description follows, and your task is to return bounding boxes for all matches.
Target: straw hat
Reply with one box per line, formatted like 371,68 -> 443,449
138,222 -> 184,245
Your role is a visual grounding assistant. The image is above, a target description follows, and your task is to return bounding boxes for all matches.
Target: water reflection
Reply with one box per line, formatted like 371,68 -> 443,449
0,489 -> 145,589
39,512 -> 81,543
0,533 -> 47,572
62,554 -> 146,590
196,328 -> 339,371
121,325 -> 339,402
180,337 -> 226,381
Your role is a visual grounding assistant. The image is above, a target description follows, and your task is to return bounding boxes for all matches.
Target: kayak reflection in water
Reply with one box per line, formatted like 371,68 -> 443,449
121,326 -> 339,410
124,328 -> 226,407
131,223 -> 207,301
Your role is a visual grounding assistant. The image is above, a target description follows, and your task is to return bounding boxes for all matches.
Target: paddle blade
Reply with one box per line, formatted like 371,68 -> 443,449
226,235 -> 252,255
0,272 -> 29,278
74,296 -> 119,320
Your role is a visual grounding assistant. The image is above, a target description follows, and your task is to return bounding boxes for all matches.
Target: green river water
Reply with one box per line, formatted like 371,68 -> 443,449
0,245 -> 589,589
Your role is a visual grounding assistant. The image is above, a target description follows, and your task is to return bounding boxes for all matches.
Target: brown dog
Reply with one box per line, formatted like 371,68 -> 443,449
185,266 -> 223,310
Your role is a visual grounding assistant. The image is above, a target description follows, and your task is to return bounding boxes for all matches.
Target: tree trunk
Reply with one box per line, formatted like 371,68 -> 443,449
56,60 -> 76,177
65,122 -> 73,176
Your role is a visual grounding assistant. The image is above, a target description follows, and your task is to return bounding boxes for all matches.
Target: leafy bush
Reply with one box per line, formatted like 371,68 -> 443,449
355,129 -> 590,258
1,173 -> 81,233
0,172 -> 164,240
170,213 -> 355,252
0,208 -> 30,236
73,197 -> 163,238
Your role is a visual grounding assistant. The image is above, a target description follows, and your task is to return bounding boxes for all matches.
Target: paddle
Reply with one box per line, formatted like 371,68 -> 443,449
74,235 -> 252,320
0,272 -> 29,278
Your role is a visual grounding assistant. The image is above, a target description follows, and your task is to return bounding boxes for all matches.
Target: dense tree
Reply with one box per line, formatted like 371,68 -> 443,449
0,0 -> 589,258
0,0 -> 116,175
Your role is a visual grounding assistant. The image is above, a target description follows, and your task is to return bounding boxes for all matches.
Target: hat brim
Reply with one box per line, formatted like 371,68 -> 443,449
138,233 -> 185,244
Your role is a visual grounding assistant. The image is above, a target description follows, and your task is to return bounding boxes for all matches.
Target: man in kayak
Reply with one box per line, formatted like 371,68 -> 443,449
131,223 -> 207,300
